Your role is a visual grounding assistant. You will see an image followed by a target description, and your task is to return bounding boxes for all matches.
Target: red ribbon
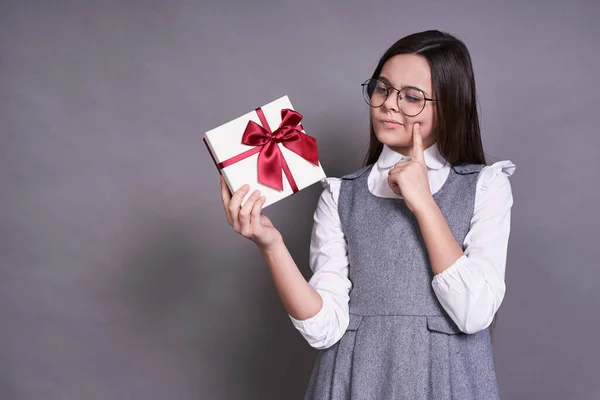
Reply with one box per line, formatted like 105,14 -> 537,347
207,107 -> 319,192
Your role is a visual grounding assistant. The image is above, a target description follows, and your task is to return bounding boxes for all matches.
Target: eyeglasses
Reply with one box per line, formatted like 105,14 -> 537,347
361,78 -> 437,117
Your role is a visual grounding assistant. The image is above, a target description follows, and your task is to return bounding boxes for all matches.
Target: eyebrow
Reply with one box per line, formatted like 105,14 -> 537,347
378,75 -> 431,97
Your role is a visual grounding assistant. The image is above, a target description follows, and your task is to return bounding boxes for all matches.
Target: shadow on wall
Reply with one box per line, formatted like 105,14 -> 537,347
110,216 -> 316,399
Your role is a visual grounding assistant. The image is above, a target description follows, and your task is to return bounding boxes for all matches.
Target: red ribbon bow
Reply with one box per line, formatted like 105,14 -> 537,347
203,107 -> 320,193
241,108 -> 319,191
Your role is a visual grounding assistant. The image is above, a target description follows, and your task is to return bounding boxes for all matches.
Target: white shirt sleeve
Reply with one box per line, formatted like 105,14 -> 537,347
432,160 -> 516,334
288,177 -> 352,349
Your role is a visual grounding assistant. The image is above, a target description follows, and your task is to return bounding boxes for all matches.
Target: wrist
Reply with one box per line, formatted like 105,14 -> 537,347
413,196 -> 438,219
257,235 -> 284,255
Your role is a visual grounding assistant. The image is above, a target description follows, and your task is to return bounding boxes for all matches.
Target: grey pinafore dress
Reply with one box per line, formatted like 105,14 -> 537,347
304,163 -> 499,400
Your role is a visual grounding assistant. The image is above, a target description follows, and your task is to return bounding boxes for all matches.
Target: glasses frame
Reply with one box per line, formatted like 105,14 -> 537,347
361,78 -> 438,117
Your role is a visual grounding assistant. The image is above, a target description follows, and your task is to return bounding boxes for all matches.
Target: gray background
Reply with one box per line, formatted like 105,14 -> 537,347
1,0 -> 599,399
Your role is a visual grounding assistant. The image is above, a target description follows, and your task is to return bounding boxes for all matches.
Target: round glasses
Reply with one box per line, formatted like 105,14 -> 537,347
361,78 -> 437,117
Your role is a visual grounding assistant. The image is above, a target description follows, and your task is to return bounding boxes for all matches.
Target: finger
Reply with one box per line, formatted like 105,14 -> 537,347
239,189 -> 261,234
228,184 -> 250,229
250,195 -> 267,231
391,160 -> 409,170
220,175 -> 233,225
388,175 -> 401,194
389,163 -> 407,175
412,123 -> 425,163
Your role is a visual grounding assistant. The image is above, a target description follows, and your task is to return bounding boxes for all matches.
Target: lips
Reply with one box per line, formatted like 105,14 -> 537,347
379,119 -> 403,128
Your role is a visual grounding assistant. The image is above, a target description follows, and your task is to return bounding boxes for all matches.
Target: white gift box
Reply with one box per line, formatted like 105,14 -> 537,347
204,95 -> 326,208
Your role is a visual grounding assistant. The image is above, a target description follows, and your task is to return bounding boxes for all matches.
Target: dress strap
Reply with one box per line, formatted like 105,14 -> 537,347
451,163 -> 486,175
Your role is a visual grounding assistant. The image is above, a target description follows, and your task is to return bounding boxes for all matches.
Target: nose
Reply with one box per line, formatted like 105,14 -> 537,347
382,89 -> 399,112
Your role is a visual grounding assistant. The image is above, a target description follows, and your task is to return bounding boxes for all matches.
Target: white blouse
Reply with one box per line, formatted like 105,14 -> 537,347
289,143 -> 516,349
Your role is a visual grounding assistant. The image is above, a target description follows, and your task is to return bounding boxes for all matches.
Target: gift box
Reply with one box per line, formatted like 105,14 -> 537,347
203,95 -> 326,208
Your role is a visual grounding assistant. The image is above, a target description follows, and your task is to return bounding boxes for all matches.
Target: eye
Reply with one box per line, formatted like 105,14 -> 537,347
374,83 -> 388,93
401,88 -> 424,103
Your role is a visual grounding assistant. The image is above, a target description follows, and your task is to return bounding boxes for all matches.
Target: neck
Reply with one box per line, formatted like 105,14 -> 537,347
387,145 -> 411,157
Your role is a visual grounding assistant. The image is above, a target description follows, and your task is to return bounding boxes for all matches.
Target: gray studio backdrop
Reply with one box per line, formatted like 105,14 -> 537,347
1,1 -> 599,399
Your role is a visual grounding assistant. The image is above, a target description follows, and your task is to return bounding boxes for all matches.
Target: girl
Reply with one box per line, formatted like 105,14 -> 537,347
220,30 -> 514,399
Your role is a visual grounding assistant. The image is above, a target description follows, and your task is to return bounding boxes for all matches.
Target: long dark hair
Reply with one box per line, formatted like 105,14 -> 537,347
362,30 -> 486,168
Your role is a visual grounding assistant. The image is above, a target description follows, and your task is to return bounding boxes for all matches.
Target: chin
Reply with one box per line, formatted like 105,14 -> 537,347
375,129 -> 410,146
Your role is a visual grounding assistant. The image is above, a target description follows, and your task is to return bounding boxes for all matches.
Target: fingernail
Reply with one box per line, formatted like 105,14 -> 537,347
253,190 -> 260,197
242,184 -> 249,191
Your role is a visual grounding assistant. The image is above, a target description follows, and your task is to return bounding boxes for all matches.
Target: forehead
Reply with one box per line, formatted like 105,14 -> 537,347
379,54 -> 432,93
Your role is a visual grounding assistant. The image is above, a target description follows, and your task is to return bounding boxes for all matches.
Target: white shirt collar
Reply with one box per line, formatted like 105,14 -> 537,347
376,142 -> 446,170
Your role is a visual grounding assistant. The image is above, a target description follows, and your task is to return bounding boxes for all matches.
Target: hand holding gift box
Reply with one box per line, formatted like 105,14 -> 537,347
204,96 -> 326,208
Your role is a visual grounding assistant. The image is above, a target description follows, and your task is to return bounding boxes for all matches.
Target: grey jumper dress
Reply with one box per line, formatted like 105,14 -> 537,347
304,163 -> 499,400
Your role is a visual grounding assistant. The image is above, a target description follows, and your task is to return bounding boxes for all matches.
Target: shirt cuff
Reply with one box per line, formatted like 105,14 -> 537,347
432,254 -> 470,295
288,297 -> 328,341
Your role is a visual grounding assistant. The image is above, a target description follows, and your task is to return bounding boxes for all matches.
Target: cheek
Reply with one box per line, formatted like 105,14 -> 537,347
419,107 -> 435,124
370,107 -> 381,119
415,109 -> 435,135
405,113 -> 431,127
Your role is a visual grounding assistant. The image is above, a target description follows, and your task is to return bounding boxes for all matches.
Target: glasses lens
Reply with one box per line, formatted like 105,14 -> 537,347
362,79 -> 388,107
399,87 -> 425,116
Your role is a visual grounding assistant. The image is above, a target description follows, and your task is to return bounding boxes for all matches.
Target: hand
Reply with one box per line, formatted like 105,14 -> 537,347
387,123 -> 434,214
220,175 -> 282,250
